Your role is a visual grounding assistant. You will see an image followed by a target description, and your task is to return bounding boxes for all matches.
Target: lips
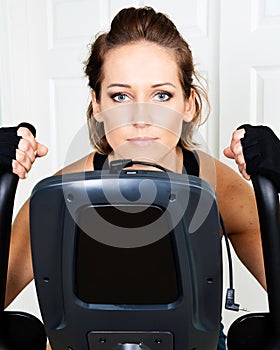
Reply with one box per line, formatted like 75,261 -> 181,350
127,137 -> 158,146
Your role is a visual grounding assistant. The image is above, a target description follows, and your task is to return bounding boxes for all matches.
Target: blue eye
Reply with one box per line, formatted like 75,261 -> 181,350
111,93 -> 130,103
154,92 -> 172,102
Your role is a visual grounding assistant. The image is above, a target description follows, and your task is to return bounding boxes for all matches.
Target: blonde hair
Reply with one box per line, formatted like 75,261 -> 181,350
84,6 -> 210,154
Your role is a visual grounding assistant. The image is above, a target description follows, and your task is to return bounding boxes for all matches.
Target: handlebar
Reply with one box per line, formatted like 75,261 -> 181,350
0,173 -> 19,317
252,175 -> 280,346
0,123 -> 36,313
0,173 -> 19,313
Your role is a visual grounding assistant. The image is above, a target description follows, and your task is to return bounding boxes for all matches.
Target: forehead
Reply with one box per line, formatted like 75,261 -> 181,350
102,42 -> 180,84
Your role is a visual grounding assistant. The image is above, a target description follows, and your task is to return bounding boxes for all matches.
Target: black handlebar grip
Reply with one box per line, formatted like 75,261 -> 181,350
0,122 -> 36,312
0,173 -> 19,312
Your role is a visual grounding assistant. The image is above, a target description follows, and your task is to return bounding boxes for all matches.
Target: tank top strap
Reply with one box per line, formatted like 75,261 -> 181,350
182,148 -> 200,176
93,152 -> 109,170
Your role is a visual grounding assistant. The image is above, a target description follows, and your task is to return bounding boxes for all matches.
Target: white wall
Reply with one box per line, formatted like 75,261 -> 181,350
1,0 -> 279,335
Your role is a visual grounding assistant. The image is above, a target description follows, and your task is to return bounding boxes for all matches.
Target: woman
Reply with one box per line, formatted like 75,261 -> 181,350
3,7 -> 267,349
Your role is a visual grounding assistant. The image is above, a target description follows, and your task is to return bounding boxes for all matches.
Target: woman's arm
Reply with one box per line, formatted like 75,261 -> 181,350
200,154 -> 266,289
5,198 -> 34,306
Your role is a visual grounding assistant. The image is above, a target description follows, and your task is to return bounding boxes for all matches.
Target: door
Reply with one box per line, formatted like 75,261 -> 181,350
220,0 -> 280,159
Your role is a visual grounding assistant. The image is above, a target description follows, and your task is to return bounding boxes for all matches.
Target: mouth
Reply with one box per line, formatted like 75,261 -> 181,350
127,137 -> 158,146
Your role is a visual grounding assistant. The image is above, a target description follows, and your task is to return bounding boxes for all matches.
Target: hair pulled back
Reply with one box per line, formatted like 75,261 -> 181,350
85,6 -> 209,154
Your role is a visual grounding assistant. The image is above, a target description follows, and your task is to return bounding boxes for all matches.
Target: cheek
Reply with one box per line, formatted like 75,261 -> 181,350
103,126 -> 128,150
153,108 -> 184,138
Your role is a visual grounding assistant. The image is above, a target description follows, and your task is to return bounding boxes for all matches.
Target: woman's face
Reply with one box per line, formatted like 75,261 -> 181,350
92,41 -> 195,165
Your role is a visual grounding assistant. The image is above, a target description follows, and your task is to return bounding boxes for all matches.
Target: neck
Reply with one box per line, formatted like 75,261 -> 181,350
108,146 -> 183,173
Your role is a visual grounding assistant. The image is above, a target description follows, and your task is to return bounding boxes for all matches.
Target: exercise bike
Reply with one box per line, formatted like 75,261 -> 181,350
0,139 -> 279,349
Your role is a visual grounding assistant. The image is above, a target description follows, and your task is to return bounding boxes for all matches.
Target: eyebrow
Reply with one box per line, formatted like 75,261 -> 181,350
106,82 -> 176,89
152,82 -> 176,88
106,83 -> 131,89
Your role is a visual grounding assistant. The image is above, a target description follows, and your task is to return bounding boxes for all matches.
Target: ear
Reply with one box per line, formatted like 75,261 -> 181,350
91,90 -> 103,122
183,89 -> 196,122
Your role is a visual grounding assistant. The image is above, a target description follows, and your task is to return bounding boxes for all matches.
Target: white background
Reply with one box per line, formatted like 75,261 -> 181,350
1,0 -> 280,334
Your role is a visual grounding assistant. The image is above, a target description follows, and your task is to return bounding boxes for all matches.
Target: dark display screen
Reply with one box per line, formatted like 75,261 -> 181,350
75,205 -> 179,305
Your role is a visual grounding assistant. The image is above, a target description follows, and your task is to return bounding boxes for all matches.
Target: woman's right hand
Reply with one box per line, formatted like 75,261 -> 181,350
0,123 -> 48,179
13,125 -> 48,178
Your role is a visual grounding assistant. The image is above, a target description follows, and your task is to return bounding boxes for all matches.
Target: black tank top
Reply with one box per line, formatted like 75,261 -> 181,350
93,148 -> 199,176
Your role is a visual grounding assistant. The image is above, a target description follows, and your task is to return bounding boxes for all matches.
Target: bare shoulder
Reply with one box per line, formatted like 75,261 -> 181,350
196,149 -> 253,195
55,152 -> 95,175
197,150 -> 258,235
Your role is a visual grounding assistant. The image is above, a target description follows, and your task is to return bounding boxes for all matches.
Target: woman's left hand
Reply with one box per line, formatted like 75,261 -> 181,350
223,128 -> 250,181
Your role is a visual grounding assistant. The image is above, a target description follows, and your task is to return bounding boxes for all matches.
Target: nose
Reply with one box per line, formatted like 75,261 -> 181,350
131,103 -> 152,127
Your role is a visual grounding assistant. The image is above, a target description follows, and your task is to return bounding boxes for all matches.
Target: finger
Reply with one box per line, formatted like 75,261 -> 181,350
17,126 -> 48,158
224,128 -> 252,182
232,128 -> 252,180
224,129 -> 246,158
232,142 -> 244,159
240,165 -> 251,181
232,128 -> 246,142
242,171 -> 251,181
36,143 -> 48,157
17,127 -> 38,164
13,142 -> 47,178
15,149 -> 32,173
235,153 -> 250,180
235,151 -> 245,166
12,159 -> 27,179
230,129 -> 245,152
17,126 -> 37,150
230,130 -> 246,157
17,138 -> 36,164
223,147 -> 235,159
